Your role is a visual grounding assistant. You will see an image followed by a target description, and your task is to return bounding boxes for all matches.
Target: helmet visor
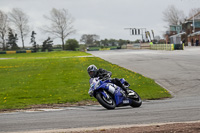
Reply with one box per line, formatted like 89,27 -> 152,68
89,71 -> 95,77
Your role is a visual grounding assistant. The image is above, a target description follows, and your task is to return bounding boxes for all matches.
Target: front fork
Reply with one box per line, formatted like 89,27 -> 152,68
102,90 -> 110,99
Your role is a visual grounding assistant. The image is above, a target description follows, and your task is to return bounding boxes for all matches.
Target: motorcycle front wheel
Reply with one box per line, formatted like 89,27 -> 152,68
96,92 -> 116,110
129,90 -> 142,108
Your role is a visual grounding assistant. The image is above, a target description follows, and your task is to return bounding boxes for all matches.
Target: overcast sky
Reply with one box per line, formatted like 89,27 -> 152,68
0,0 -> 199,46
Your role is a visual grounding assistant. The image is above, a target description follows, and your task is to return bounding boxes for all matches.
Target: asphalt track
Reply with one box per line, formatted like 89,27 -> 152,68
0,47 -> 200,133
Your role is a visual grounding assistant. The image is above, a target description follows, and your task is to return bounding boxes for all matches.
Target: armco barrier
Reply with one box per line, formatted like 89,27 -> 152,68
99,48 -> 110,51
0,50 -> 34,54
110,48 -> 117,50
6,51 -> 16,54
26,50 -> 32,53
16,51 -> 26,53
0,51 -> 6,54
87,47 -> 118,51
87,49 -> 99,51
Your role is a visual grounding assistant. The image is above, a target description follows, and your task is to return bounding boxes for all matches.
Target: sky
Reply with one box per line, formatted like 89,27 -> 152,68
0,0 -> 200,46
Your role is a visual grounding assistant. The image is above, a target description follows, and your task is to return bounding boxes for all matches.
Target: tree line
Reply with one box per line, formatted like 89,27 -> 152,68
80,34 -> 134,47
0,6 -> 133,52
0,8 -> 75,51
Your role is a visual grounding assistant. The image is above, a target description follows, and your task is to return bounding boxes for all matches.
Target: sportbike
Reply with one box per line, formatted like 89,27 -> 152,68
88,78 -> 142,109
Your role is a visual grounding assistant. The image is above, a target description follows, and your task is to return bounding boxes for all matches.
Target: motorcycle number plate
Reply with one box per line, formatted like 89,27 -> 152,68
123,100 -> 129,104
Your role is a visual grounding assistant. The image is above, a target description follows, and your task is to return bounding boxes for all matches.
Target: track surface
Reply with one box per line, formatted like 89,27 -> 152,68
1,47 -> 200,133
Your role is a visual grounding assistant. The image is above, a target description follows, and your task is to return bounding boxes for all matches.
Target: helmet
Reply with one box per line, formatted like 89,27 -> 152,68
87,65 -> 98,78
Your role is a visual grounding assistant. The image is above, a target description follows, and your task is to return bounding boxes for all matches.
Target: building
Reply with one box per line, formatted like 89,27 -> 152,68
166,11 -> 200,46
182,11 -> 200,46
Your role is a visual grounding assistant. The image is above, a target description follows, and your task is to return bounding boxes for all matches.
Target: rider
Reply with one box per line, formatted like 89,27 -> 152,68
87,64 -> 134,97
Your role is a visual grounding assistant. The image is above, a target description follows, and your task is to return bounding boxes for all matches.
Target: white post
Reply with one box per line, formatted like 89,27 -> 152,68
193,15 -> 195,33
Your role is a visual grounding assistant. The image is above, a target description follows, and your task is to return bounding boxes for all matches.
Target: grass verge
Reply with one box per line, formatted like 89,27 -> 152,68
0,51 -> 171,110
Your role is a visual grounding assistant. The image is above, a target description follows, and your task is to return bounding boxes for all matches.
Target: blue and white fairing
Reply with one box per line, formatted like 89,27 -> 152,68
88,78 -> 115,97
88,78 -> 133,106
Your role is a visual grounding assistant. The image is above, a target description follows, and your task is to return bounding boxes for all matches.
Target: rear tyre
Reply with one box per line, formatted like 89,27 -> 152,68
96,92 -> 116,110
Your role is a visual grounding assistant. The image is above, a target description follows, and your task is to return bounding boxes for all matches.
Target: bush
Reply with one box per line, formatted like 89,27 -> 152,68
65,39 -> 79,51
79,44 -> 87,51
101,46 -> 104,49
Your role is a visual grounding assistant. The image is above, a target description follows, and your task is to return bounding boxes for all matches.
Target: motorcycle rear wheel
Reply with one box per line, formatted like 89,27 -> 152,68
96,92 -> 116,110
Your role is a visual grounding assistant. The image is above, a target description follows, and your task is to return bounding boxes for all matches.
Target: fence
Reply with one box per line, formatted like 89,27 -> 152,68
127,43 -> 151,49
150,44 -> 174,51
141,43 -> 151,49
127,44 -> 140,49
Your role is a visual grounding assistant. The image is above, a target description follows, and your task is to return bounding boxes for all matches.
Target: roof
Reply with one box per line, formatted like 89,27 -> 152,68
170,32 -> 186,38
188,11 -> 200,21
188,31 -> 200,37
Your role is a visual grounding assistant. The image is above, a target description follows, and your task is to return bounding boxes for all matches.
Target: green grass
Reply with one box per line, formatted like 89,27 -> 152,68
0,51 -> 171,110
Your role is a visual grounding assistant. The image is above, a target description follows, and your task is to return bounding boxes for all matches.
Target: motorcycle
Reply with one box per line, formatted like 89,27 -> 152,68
88,77 -> 142,109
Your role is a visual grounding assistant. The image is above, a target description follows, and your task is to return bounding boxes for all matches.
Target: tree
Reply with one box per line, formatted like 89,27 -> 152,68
154,36 -> 161,43
80,34 -> 100,45
43,8 -> 75,50
0,10 -> 8,50
100,39 -> 130,47
65,39 -> 79,51
188,8 -> 200,18
6,28 -> 19,50
118,39 -> 128,47
42,37 -> 53,52
100,38 -> 109,46
9,8 -> 30,49
134,39 -> 141,43
30,31 -> 38,52
108,39 -> 117,46
162,5 -> 186,25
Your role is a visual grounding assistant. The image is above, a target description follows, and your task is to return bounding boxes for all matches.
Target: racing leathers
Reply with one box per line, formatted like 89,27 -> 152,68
91,68 -> 130,95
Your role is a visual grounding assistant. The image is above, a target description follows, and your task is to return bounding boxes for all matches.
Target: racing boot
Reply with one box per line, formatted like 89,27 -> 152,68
127,90 -> 135,98
121,85 -> 135,97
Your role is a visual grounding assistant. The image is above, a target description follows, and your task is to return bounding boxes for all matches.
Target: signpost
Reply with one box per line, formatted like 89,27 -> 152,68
125,28 -> 154,42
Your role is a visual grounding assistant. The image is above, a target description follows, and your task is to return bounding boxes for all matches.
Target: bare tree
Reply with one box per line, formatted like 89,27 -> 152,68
9,8 -> 30,49
80,34 -> 100,45
0,10 -> 8,50
188,8 -> 200,18
43,8 -> 75,50
163,5 -> 186,25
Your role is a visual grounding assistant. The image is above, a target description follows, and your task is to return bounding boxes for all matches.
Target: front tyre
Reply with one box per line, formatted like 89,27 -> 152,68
129,90 -> 142,108
96,92 -> 116,110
